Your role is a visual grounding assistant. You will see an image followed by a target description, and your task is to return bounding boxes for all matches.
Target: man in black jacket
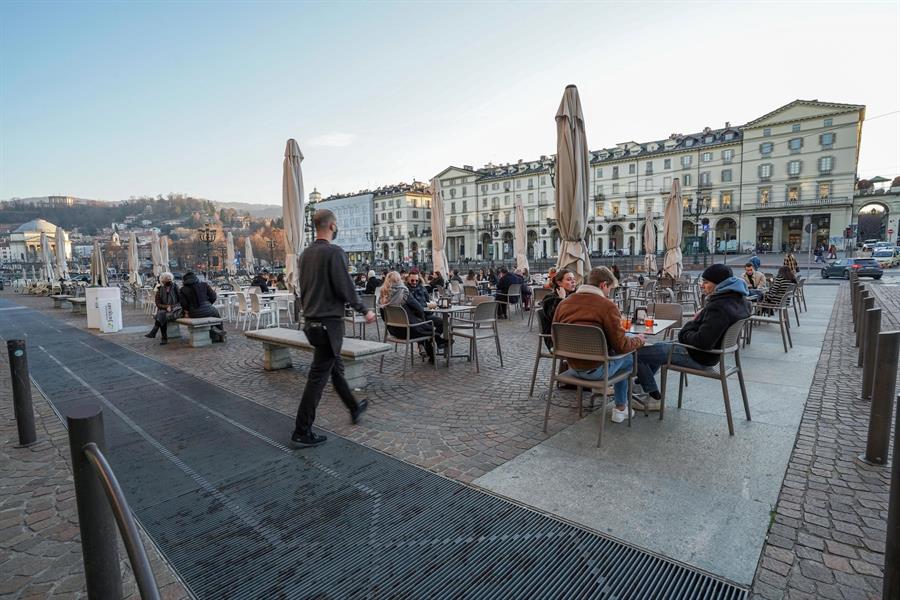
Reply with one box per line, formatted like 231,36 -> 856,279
292,209 -> 375,448
634,264 -> 749,407
178,272 -> 226,343
251,270 -> 270,293
495,267 -> 523,318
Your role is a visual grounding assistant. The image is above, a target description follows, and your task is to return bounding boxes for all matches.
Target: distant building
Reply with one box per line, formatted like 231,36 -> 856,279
8,218 -> 71,263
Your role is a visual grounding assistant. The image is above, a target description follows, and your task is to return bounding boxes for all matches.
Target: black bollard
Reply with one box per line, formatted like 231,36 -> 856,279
861,332 -> 900,466
6,340 -> 36,447
67,405 -> 123,599
859,308 -> 881,397
856,294 -> 873,351
850,278 -> 859,323
885,392 -> 900,599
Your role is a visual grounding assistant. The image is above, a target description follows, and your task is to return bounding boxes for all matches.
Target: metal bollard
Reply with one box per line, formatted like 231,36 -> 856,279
853,285 -> 863,334
885,393 -> 900,599
858,308 -> 881,398
855,294 -> 873,350
850,279 -> 859,324
861,332 -> 900,465
6,340 -> 36,447
67,404 -> 123,599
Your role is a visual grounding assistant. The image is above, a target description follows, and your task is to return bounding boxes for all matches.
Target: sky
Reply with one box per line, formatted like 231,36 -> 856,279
1,1 -> 898,205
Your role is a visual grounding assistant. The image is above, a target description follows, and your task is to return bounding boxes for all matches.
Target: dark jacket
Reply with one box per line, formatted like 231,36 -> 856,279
540,292 -> 566,349
497,272 -> 524,298
678,277 -> 750,366
178,273 -> 218,318
382,284 -> 432,338
250,275 -> 270,293
408,281 -> 429,307
430,275 -> 445,289
297,239 -> 367,319
364,276 -> 382,295
155,283 -> 180,311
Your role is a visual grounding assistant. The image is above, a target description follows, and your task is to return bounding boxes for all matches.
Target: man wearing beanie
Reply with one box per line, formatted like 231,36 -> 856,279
634,263 -> 750,404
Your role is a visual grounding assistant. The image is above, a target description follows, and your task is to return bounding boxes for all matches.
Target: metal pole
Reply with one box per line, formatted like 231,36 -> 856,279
885,392 -> 900,599
850,278 -> 859,323
859,308 -> 881,400
856,294 -> 872,349
6,340 -> 36,447
67,404 -> 122,599
861,331 -> 899,466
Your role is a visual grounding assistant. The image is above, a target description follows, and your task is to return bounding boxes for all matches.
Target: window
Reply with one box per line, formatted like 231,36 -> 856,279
612,183 -> 620,194
721,169 -> 732,182
449,188 -> 456,198
724,132 -> 736,141
461,186 -> 466,196
818,156 -> 834,173
482,198 -> 487,208
700,171 -> 711,186
645,179 -> 653,191
763,128 -> 771,137
824,118 -> 833,127
628,202 -> 637,215
481,184 -> 488,193
412,210 -> 418,218
516,179 -> 521,189
787,185 -> 800,202
462,200 -> 467,212
426,211 -> 430,218
449,216 -> 457,227
721,192 -> 732,209
491,182 -> 499,190
792,124 -> 801,132
627,181 -> 636,194
759,187 -> 770,204
683,174 -> 692,186
395,210 -> 401,218
760,142 -> 773,155
788,138 -> 803,153
645,162 -> 653,175
663,176 -> 671,189
450,202 -> 456,214
612,166 -> 619,179
504,195 -> 510,205
787,160 -> 802,177
541,176 -> 547,185
820,132 -> 835,148
664,158 -> 671,169
702,152 -> 712,162
595,204 -> 603,217
528,208 -> 535,221
596,168 -> 602,178
681,155 -> 692,169
818,182 -> 831,200
684,139 -> 694,147
612,203 -> 620,217
628,163 -> 636,175
722,149 -> 734,163
527,178 -> 534,190
540,191 -> 547,202
527,192 -> 534,203
758,163 -> 772,180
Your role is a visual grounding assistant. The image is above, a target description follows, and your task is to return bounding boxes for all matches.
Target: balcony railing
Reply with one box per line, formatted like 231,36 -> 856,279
745,196 -> 851,210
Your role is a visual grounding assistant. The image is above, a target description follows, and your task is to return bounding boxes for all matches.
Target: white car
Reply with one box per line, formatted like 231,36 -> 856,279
872,249 -> 898,268
862,239 -> 881,251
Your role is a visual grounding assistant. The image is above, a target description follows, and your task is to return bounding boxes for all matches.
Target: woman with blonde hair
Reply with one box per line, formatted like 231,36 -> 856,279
379,271 -> 445,363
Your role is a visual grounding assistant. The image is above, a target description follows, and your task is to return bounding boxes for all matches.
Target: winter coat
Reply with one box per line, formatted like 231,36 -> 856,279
382,283 -> 432,338
678,277 -> 750,366
364,276 -> 382,295
742,270 -> 766,290
155,283 -> 180,311
178,273 -> 218,319
407,281 -> 429,307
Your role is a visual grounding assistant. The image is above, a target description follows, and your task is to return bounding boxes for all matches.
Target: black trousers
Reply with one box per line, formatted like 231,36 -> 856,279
294,318 -> 360,436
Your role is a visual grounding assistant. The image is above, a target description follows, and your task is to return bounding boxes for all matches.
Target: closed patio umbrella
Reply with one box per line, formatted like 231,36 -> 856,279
282,139 -> 305,293
128,233 -> 142,286
643,205 -> 657,275
514,197 -> 529,272
662,178 -> 684,279
40,232 -> 55,281
90,239 -> 108,287
150,230 -> 162,276
553,85 -> 591,282
55,226 -> 69,280
244,237 -> 255,271
225,232 -> 236,276
159,235 -> 170,271
429,177 -> 450,278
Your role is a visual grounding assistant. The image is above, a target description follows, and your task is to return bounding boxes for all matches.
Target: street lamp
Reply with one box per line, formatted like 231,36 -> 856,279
684,194 -> 711,259
197,223 -> 217,276
266,239 -> 277,268
483,212 -> 499,267
366,229 -> 379,263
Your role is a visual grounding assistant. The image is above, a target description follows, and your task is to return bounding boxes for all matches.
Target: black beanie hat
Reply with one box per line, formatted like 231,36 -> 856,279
701,264 -> 732,285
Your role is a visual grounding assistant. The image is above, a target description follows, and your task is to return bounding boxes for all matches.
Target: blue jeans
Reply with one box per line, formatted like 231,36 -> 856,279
748,289 -> 764,300
636,343 -> 709,394
562,354 -> 633,408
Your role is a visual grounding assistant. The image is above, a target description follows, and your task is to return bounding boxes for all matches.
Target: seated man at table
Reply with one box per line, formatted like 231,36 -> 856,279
742,262 -> 766,300
380,271 -> 445,362
634,264 -> 749,409
496,267 -> 524,319
554,266 -> 646,423
251,269 -> 271,293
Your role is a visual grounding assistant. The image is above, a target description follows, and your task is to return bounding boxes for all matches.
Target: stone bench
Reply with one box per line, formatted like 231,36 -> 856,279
176,317 -> 224,348
50,294 -> 72,309
245,329 -> 391,389
68,298 -> 87,314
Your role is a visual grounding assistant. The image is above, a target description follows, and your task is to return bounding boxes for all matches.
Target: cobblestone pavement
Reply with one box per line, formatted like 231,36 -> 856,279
749,282 -> 897,600
0,336 -> 190,599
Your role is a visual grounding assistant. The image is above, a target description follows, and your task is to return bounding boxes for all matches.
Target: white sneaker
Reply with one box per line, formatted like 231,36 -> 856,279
610,407 -> 634,423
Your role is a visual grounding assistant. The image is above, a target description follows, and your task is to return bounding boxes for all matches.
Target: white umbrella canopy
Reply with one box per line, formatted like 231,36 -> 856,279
150,231 -> 163,276
55,226 -> 69,280
553,85 -> 591,282
282,139 -> 305,293
514,197 -> 529,272
128,233 -> 142,286
244,237 -> 255,271
90,239 -> 108,287
662,178 -> 684,279
225,232 -> 237,276
429,177 -> 450,278
159,235 -> 170,271
643,205 -> 658,275
40,232 -> 55,281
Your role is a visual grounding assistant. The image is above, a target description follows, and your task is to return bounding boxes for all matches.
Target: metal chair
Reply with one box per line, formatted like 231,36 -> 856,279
659,318 -> 751,436
345,294 -> 377,339
646,302 -> 684,341
463,285 -> 479,304
747,283 -> 794,353
528,288 -> 552,332
498,283 -> 523,319
529,309 -> 553,396
543,323 -> 637,447
380,305 -> 437,372
448,301 -> 503,372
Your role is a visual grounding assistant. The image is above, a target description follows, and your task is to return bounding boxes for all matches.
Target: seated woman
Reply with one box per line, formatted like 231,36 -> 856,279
275,273 -> 288,290
178,272 -> 226,342
464,270 -> 478,286
476,269 -> 486,282
378,271 -> 445,363
540,269 -> 577,349
144,272 -> 181,345
364,269 -> 382,294
762,266 -> 796,305
430,271 -> 445,289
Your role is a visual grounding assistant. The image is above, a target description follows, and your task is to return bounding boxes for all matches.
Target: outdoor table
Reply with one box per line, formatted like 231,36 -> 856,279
426,304 -> 476,362
624,318 -> 677,343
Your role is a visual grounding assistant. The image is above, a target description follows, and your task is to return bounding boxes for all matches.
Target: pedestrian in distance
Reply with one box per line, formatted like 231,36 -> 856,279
292,209 -> 375,448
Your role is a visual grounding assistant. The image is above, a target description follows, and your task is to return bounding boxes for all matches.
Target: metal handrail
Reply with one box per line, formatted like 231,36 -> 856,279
82,443 -> 161,600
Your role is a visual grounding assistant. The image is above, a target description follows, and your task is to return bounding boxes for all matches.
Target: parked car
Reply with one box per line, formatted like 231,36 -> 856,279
861,239 -> 881,251
872,249 -> 898,268
821,258 -> 883,279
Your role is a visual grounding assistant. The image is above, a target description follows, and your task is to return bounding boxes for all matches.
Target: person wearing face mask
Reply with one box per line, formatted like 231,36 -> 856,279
292,209 -> 376,448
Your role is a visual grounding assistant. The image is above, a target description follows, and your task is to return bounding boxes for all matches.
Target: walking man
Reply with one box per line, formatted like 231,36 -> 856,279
292,209 -> 376,448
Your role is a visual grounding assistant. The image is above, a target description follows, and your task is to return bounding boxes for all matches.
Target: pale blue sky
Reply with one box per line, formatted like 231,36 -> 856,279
1,1 -> 898,204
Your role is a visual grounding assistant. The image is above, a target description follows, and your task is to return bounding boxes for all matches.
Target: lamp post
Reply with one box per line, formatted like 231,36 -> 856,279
266,239 -> 277,268
197,224 -> 217,277
684,194 -> 711,260
483,212 -> 499,268
366,229 -> 379,264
